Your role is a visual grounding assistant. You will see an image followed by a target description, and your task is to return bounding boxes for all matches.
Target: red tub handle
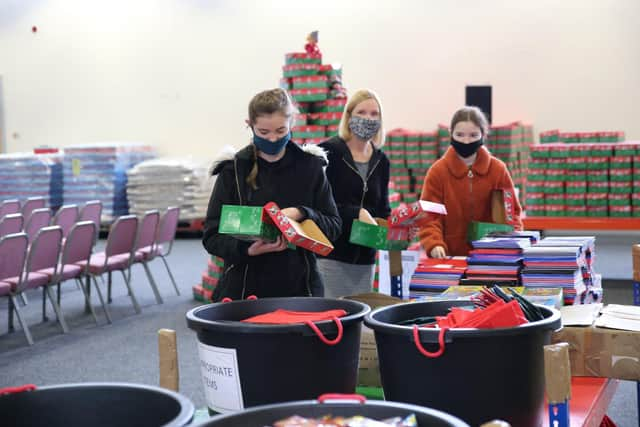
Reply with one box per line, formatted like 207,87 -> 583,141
221,295 -> 258,303
318,393 -> 366,404
413,325 -> 447,358
305,317 -> 343,346
0,384 -> 37,395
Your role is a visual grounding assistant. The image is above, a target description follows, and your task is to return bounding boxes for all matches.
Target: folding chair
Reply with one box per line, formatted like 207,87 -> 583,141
24,208 -> 52,244
0,233 -> 31,345
131,210 -> 163,304
80,215 -> 139,323
79,200 -> 102,241
0,213 -> 23,238
42,221 -> 101,325
0,199 -> 21,218
52,204 -> 79,239
21,197 -> 46,223
4,227 -> 67,344
142,207 -> 181,296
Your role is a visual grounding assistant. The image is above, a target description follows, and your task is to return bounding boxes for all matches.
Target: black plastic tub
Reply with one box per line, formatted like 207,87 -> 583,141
193,395 -> 470,426
0,382 -> 194,427
364,300 -> 561,427
186,297 -> 370,413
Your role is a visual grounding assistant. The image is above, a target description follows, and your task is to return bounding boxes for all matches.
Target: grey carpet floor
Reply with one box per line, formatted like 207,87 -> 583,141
0,238 -> 637,426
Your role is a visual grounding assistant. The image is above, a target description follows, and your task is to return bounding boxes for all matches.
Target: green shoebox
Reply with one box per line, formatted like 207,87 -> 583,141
468,221 -> 514,241
349,219 -> 388,250
219,205 -> 280,242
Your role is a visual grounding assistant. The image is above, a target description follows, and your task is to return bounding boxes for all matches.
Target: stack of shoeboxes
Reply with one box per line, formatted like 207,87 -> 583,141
486,123 -> 534,202
527,130 -> 639,217
281,52 -> 347,145
384,129 -> 439,206
385,122 -> 532,206
192,256 -> 223,303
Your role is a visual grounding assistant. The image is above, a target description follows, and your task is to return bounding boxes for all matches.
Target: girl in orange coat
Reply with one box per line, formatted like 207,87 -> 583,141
419,106 -> 523,257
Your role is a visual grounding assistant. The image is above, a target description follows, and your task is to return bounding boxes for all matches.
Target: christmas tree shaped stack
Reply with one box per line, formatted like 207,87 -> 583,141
192,255 -> 223,303
280,32 -> 348,145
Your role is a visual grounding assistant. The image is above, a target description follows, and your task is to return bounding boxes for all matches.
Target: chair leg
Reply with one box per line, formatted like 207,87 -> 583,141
45,286 -> 69,334
42,287 -> 49,322
161,256 -> 180,296
10,295 -> 34,346
120,269 -> 141,314
76,278 -> 99,325
19,292 -> 28,306
57,282 -> 61,305
142,262 -> 163,304
84,275 -> 92,314
92,276 -> 112,324
107,271 -> 112,303
8,297 -> 14,332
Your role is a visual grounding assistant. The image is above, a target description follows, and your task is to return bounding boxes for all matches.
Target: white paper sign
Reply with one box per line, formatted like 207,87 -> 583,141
377,250 -> 420,298
197,342 -> 244,413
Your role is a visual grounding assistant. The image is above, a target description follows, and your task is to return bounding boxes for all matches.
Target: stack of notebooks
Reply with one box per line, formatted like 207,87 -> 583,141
464,237 -> 532,286
521,236 -> 596,304
409,256 -> 467,299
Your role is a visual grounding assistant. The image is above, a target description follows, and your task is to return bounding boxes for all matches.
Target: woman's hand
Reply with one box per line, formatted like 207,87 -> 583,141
358,208 -> 376,224
280,207 -> 304,222
248,236 -> 289,256
430,246 -> 446,258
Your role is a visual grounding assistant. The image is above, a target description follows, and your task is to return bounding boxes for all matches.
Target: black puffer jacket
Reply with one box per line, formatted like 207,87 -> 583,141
202,142 -> 342,301
318,136 -> 391,265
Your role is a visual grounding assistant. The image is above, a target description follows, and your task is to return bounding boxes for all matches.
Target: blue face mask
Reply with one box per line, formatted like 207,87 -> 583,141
253,131 -> 291,155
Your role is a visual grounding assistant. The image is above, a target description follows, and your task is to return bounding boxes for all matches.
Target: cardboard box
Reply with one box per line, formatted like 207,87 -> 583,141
491,189 -> 518,226
468,221 -> 514,241
343,292 -> 403,387
552,324 -> 640,381
633,244 -> 640,275
264,201 -> 334,256
218,205 -> 280,242
388,200 -> 447,227
349,219 -> 389,250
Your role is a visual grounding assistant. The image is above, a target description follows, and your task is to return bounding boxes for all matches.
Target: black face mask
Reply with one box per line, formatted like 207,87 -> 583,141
451,137 -> 483,158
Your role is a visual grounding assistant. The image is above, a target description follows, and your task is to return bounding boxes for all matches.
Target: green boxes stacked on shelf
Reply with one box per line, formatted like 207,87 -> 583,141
420,132 -> 438,169
405,131 -> 422,169
437,125 -> 450,157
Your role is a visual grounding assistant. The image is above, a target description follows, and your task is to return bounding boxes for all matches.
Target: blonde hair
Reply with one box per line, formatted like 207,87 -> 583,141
450,106 -> 490,137
338,89 -> 385,148
246,88 -> 296,190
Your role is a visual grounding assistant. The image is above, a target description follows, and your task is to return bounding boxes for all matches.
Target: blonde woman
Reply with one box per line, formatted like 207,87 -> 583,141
318,89 -> 390,298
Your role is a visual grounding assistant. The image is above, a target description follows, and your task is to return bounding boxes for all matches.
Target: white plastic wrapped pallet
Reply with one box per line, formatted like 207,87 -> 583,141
126,157 -> 214,220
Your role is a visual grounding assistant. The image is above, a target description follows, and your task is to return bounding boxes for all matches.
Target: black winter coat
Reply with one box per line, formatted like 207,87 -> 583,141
318,136 -> 391,265
202,142 -> 342,301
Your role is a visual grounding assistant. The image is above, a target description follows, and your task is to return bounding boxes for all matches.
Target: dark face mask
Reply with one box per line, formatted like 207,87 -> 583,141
253,131 -> 291,155
451,137 -> 483,158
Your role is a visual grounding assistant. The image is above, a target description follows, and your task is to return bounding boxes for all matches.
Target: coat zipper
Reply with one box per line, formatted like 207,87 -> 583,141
342,156 -> 382,264
468,167 -> 474,226
303,252 -> 312,296
240,265 -> 249,299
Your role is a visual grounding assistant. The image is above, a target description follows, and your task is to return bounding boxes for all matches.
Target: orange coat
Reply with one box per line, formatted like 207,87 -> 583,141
419,146 -> 523,256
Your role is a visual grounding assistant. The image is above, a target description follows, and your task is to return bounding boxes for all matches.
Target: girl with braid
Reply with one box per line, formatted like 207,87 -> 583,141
203,88 -> 342,300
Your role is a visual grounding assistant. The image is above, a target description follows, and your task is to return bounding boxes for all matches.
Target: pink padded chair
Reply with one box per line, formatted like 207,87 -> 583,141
0,214 -> 24,238
0,233 -> 30,345
0,199 -> 21,218
21,197 -> 46,222
136,207 -> 181,296
131,210 -> 163,305
43,221 -> 101,325
24,208 -> 52,244
4,226 -> 67,344
79,200 -> 102,241
79,215 -> 139,323
52,205 -> 79,239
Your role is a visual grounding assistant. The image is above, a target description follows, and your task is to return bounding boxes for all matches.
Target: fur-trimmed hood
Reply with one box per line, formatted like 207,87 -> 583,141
209,142 -> 328,176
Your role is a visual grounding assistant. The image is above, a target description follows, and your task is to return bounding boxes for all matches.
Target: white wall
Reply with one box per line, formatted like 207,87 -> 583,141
1,0 -> 639,156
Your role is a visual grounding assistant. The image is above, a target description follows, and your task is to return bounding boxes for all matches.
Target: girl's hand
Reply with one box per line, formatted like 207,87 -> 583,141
280,207 -> 304,222
248,236 -> 289,256
430,246 -> 446,258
